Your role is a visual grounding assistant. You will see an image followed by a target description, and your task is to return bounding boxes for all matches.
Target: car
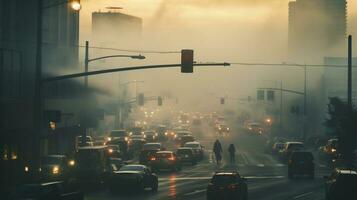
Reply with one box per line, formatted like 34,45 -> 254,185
108,165 -> 158,193
283,142 -> 305,158
106,145 -> 121,158
9,181 -> 83,200
149,151 -> 181,172
143,130 -> 158,142
105,139 -> 129,159
108,130 -> 129,142
325,169 -> 357,200
139,143 -> 163,164
288,151 -> 314,179
179,135 -> 195,147
206,171 -> 248,200
76,135 -> 94,147
246,122 -> 263,134
272,142 -> 285,154
322,139 -> 338,157
40,155 -> 75,181
176,147 -> 197,165
217,124 -> 230,134
184,141 -> 204,160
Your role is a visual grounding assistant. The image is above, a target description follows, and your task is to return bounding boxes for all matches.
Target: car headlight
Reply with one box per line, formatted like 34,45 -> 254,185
68,160 -> 75,166
107,137 -> 112,141
129,132 -> 133,136
52,166 -> 60,174
108,148 -> 114,153
125,137 -> 129,141
24,166 -> 29,172
219,127 -> 222,130
165,132 -> 168,136
227,128 -> 230,130
143,135 -> 147,138
331,149 -> 336,153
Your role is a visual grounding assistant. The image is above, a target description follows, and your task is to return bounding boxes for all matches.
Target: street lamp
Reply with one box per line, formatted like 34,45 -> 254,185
71,0 -> 81,11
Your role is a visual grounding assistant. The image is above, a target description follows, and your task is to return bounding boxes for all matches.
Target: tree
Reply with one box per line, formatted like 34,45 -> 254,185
325,97 -> 357,166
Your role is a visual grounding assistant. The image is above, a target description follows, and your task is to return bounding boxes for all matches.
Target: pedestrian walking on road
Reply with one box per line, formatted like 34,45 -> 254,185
228,144 -> 236,164
213,139 -> 223,165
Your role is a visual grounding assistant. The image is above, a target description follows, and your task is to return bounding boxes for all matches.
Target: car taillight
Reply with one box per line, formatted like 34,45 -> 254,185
168,156 -> 175,161
150,157 -> 156,161
227,184 -> 238,190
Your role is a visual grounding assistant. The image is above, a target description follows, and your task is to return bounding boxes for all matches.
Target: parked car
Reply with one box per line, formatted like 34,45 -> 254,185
288,151 -> 314,179
108,165 -> 158,193
149,151 -> 181,172
325,169 -> 357,200
176,147 -> 197,165
206,171 -> 248,200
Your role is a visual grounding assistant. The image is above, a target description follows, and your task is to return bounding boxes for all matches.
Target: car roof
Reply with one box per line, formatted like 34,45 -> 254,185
185,141 -> 200,145
336,169 -> 357,175
177,147 -> 193,150
214,172 -> 240,176
145,143 -> 161,145
78,146 -> 107,150
157,151 -> 173,154
286,142 -> 303,145
111,129 -> 126,132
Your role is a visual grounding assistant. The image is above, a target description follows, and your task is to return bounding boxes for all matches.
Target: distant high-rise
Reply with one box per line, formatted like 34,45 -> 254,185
288,0 -> 347,61
92,11 -> 142,45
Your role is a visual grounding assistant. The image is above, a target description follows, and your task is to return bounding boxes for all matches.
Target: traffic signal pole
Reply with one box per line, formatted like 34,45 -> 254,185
43,63 -> 230,83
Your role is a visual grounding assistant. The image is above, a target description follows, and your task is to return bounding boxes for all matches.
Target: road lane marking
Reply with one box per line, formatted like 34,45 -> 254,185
184,189 -> 206,196
293,192 -> 313,199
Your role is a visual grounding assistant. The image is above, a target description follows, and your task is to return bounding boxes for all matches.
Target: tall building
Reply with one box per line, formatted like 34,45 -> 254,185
92,11 -> 142,45
0,0 -> 79,192
288,0 -> 347,62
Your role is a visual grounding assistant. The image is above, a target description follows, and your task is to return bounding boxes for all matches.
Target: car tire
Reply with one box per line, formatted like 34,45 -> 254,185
151,181 -> 158,192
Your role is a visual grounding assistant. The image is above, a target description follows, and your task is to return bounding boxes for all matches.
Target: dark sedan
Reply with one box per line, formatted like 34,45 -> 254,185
108,165 -> 158,193
207,172 -> 248,200
149,151 -> 181,172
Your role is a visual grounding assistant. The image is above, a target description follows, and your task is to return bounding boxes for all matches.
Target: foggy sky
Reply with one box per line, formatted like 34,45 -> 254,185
78,0 -> 357,110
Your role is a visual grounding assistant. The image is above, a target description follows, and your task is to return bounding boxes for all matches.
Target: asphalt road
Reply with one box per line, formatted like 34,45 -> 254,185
85,121 -> 331,200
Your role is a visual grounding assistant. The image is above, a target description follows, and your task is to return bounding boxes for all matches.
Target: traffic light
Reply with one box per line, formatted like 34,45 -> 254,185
181,49 -> 194,73
138,93 -> 144,106
158,96 -> 163,106
220,97 -> 225,105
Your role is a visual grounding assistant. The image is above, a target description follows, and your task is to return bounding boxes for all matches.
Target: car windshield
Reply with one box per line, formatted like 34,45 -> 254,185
41,156 -> 63,165
119,165 -> 145,172
156,153 -> 172,158
110,130 -> 126,137
177,149 -> 192,154
212,175 -> 238,185
288,143 -> 304,150
184,143 -> 199,148
143,143 -> 161,150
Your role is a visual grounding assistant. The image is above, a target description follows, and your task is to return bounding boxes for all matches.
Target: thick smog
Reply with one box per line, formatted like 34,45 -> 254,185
1,1 -> 357,200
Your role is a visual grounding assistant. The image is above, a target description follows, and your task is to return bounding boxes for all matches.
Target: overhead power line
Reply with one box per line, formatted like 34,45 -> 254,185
76,45 -> 180,54
230,62 -> 357,68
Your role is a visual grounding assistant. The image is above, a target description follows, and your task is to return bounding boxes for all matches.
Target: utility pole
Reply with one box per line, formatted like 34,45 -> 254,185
303,65 -> 307,141
280,80 -> 283,135
348,35 -> 352,110
84,41 -> 89,88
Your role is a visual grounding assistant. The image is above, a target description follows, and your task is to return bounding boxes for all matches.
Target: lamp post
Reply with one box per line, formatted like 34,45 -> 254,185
83,41 -> 145,135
